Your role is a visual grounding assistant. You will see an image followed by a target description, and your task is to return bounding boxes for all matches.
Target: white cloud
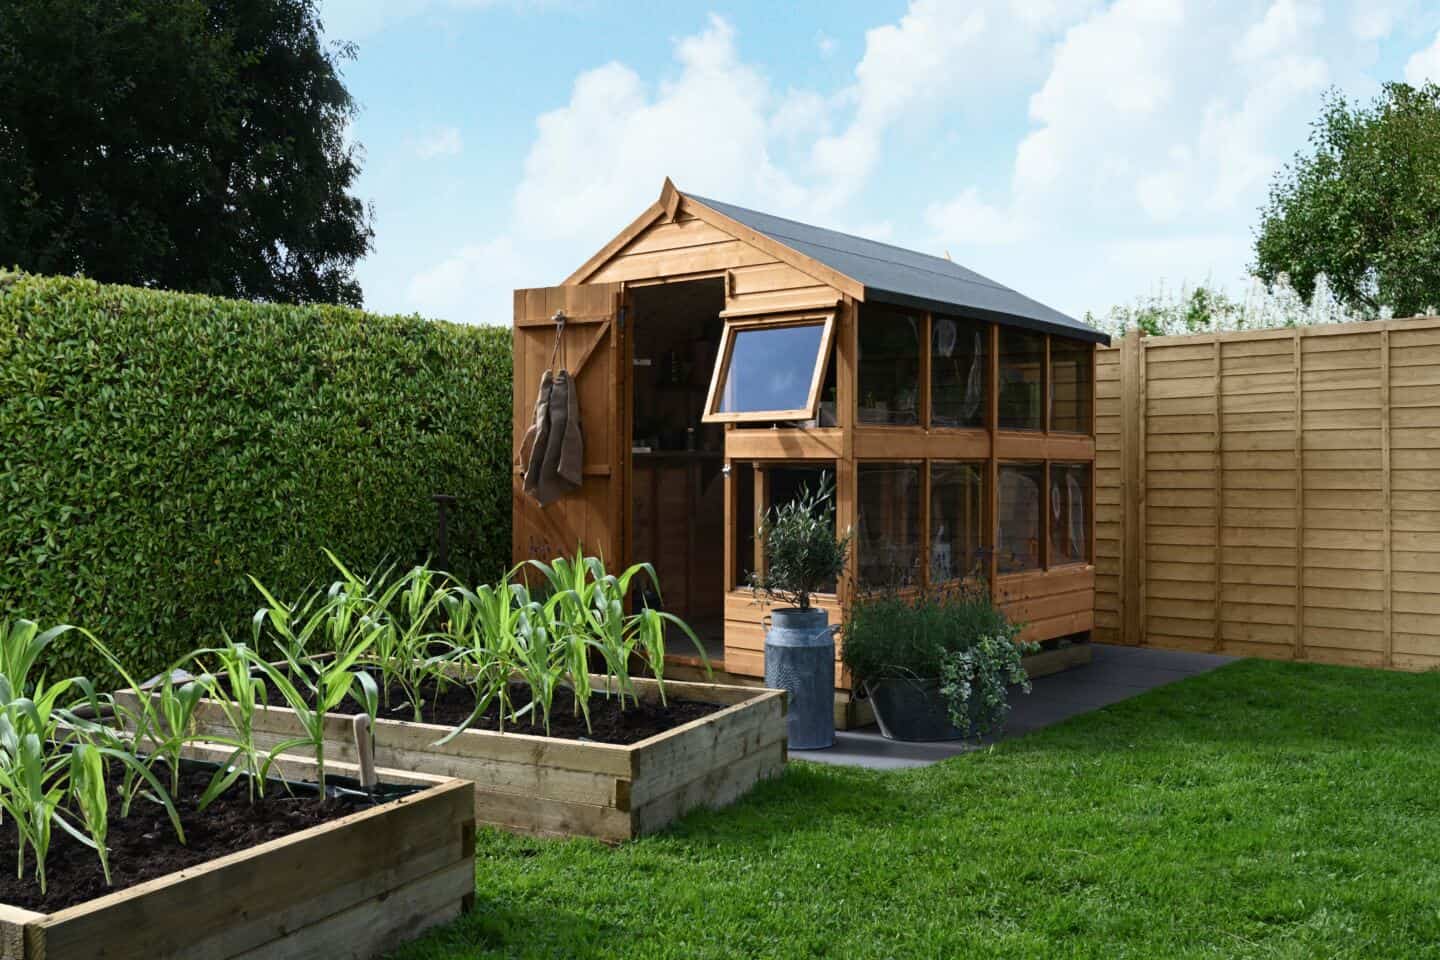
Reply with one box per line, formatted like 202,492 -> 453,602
816,31 -> 836,57
809,0 -> 1093,209
1235,0 -> 1323,61
406,236 -> 536,325
1405,30 -> 1440,85
414,127 -> 463,159
811,3 -> 984,205
1348,0 -> 1412,41
514,15 -> 809,238
926,188 -> 1028,245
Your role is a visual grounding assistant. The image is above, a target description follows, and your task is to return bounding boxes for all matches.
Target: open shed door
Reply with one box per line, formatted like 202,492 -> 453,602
512,283 -> 627,570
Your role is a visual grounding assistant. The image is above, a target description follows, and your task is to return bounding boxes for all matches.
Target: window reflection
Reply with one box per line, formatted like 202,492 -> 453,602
931,315 -> 987,428
997,464 -> 1043,573
930,462 -> 986,583
1049,463 -> 1089,565
998,328 -> 1044,430
1050,338 -> 1092,433
857,463 -> 921,587
858,307 -> 921,425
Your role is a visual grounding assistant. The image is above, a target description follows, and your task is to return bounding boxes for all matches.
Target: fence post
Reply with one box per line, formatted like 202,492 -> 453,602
1213,336 -> 1225,652
1119,331 -> 1143,646
1292,329 -> 1305,661
1381,327 -> 1393,668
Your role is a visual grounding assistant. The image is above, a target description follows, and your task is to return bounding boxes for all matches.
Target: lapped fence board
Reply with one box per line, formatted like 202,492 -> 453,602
1097,316 -> 1440,671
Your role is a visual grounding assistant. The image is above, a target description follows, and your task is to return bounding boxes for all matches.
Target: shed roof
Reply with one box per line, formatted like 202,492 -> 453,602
686,192 -> 1108,345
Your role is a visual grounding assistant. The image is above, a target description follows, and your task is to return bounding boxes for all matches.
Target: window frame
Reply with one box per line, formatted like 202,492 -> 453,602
702,312 -> 837,424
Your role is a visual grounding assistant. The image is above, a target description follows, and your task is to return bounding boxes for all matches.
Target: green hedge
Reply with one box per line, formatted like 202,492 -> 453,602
0,272 -> 512,682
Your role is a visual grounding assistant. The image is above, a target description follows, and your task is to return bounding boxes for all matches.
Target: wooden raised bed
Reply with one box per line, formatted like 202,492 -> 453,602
0,772 -> 474,960
130,676 -> 787,843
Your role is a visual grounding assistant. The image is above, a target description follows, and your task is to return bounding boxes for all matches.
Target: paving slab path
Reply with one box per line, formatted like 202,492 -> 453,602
801,643 -> 1238,770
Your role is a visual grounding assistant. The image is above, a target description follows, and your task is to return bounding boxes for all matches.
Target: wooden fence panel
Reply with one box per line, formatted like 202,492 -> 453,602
1096,317 -> 1440,671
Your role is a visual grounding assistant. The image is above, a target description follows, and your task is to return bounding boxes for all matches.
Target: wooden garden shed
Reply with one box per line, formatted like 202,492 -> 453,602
513,179 -> 1110,688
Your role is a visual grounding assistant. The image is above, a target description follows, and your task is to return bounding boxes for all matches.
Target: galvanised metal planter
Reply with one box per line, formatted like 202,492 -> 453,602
764,607 -> 835,750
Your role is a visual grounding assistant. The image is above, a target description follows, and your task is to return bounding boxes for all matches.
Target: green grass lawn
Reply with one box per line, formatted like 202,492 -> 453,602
389,659 -> 1440,959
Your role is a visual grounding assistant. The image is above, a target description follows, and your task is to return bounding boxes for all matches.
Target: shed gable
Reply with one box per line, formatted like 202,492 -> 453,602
580,207 -> 842,316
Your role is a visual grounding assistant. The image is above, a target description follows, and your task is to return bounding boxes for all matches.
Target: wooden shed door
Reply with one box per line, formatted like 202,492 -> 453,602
512,283 -> 627,569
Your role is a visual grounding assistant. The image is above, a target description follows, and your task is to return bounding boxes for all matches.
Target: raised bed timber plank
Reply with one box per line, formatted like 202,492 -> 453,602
0,776 -> 474,960
129,675 -> 787,843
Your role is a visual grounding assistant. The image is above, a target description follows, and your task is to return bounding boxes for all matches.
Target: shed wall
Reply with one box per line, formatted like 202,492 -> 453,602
1096,319 -> 1440,670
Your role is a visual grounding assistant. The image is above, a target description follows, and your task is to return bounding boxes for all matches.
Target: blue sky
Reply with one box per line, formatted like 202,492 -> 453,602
318,0 -> 1440,326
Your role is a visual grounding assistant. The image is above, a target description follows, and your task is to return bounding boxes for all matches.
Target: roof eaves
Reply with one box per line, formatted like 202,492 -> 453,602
865,286 -> 1111,346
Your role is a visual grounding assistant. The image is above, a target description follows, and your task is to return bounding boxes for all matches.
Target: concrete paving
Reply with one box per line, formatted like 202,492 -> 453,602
798,643 -> 1238,770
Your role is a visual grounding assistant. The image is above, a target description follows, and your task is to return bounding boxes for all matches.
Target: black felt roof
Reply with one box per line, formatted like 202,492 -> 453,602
690,193 -> 1109,345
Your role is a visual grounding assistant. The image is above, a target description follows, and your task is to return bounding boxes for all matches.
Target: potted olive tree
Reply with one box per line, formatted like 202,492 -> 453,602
842,583 -> 1035,741
750,479 -> 851,750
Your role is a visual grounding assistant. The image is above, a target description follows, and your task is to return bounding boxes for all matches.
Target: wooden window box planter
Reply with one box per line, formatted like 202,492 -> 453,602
126,676 -> 787,843
0,771 -> 475,960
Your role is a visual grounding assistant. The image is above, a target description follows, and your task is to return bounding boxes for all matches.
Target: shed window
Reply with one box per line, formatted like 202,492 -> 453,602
1050,337 -> 1092,433
858,307 -> 921,425
857,463 -> 921,588
998,328 -> 1044,430
931,315 -> 987,429
930,462 -> 986,584
1050,463 -> 1090,565
997,464 -> 1043,573
704,315 -> 835,423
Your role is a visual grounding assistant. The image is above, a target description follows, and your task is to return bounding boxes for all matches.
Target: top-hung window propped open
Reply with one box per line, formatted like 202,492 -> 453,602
702,313 -> 836,423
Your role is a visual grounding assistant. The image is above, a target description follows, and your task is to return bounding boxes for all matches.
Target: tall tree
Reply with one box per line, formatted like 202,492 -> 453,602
1253,82 -> 1440,318
0,0 -> 372,305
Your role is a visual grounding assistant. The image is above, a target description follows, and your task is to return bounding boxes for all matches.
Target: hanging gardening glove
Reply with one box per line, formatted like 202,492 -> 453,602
520,369 -> 554,503
534,368 -> 583,506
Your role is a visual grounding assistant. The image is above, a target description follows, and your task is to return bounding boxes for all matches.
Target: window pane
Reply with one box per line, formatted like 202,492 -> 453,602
931,315 -> 987,429
857,463 -> 921,587
1050,338 -> 1092,433
930,462 -> 986,583
997,464 -> 1043,573
1050,463 -> 1090,565
858,306 -> 921,425
767,465 -> 838,593
998,328 -> 1044,430
718,323 -> 825,414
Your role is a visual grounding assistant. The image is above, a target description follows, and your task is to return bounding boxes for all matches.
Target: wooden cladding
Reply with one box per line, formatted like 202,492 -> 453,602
1096,319 -> 1440,671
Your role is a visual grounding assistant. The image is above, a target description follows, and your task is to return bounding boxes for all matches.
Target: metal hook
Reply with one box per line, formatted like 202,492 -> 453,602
549,311 -> 567,370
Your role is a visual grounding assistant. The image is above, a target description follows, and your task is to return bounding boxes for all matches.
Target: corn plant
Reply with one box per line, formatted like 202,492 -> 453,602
0,670 -> 181,893
144,671 -> 208,797
433,578 -> 532,742
529,552 -> 708,706
0,619 -> 75,695
246,639 -> 378,797
191,634 -> 275,809
333,555 -> 453,721
506,600 -> 567,735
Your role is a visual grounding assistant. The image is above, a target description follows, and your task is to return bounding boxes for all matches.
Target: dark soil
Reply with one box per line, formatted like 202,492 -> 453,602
0,764 -> 371,913
264,676 -> 724,745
